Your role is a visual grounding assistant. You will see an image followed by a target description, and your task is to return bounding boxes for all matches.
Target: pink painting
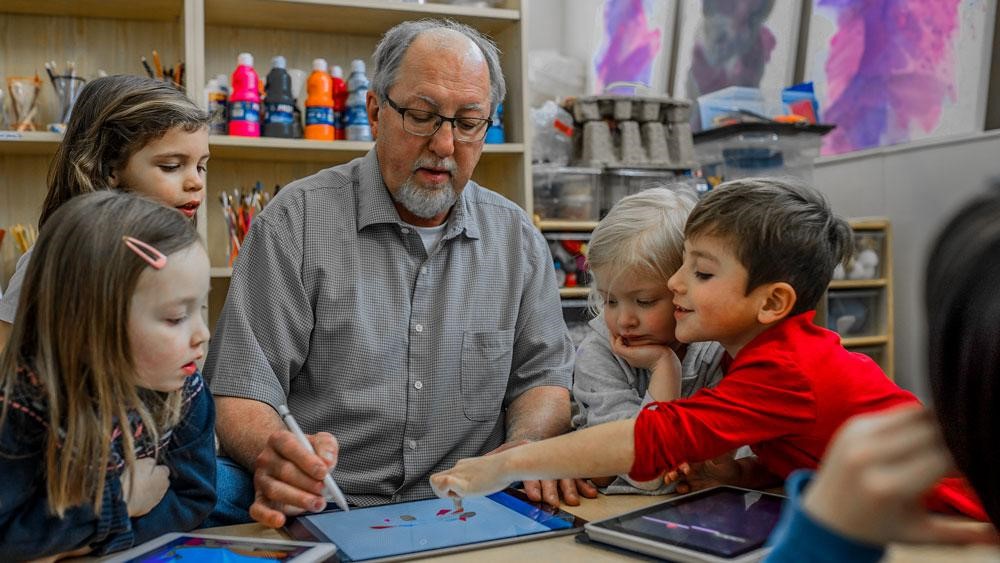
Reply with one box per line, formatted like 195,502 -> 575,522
591,0 -> 674,94
805,0 -> 996,155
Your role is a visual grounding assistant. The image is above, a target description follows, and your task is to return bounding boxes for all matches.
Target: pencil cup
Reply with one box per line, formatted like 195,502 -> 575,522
7,76 -> 42,132
50,75 -> 86,131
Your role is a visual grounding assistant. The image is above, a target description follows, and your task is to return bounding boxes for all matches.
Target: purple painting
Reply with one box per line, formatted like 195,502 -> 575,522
593,0 -> 665,94
686,0 -> 777,99
807,0 -> 994,155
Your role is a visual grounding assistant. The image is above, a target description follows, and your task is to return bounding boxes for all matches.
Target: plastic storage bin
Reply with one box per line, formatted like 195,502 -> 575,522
834,231 -> 886,281
562,299 -> 594,347
825,289 -> 883,338
693,122 -> 832,187
601,168 -> 682,218
532,165 -> 602,221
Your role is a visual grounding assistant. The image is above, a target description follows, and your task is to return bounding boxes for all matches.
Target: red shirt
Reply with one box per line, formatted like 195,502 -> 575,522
630,311 -> 985,519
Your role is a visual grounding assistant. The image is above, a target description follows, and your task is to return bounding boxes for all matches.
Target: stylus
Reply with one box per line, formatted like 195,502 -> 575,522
277,404 -> 351,512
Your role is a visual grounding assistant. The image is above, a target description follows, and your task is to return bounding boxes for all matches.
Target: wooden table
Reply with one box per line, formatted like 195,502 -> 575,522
201,493 -> 1000,563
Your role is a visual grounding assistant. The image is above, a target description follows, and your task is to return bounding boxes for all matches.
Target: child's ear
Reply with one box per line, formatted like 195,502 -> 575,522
107,169 -> 120,188
756,282 -> 796,325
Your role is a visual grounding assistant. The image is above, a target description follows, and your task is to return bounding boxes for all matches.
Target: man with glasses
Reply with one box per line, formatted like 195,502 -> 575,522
204,19 -> 595,528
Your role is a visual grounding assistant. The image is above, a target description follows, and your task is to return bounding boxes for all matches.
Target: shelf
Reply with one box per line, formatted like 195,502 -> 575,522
204,0 -> 520,35
211,267 -> 233,278
828,279 -> 887,290
0,0 -> 182,21
841,335 -> 889,347
210,136 -> 522,161
559,287 -> 590,299
849,217 -> 890,231
0,132 -> 62,155
536,220 -> 599,232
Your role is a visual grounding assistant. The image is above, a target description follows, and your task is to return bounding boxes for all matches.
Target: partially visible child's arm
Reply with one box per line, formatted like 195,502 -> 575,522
666,452 -> 782,493
431,419 -> 637,499
128,376 -> 217,544
609,335 -> 682,403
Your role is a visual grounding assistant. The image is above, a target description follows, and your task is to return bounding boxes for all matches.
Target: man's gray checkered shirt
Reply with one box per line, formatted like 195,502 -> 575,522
204,150 -> 574,506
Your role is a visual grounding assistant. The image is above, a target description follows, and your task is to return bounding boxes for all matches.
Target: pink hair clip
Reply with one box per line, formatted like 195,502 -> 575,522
123,236 -> 167,270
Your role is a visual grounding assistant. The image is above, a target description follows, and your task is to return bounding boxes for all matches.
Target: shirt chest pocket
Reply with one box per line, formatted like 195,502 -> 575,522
460,329 -> 515,422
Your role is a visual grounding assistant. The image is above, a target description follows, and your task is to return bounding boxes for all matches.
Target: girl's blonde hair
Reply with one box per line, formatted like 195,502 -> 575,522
1,191 -> 201,516
587,186 -> 698,313
40,75 -> 210,229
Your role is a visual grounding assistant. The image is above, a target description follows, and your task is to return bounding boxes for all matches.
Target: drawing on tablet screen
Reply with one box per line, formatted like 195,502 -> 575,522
370,507 -> 478,529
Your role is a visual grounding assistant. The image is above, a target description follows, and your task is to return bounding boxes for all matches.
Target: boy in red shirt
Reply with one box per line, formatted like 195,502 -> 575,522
431,178 -> 982,519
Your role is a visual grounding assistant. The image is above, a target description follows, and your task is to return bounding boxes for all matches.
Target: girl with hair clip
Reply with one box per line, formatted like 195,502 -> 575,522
766,184 -> 1000,561
0,74 -> 211,345
0,191 -> 215,559
572,187 -> 730,493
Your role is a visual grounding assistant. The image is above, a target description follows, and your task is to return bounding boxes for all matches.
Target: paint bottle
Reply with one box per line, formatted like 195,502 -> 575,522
204,74 -> 229,135
484,102 -> 505,143
228,52 -> 261,137
345,59 -> 372,141
263,56 -> 296,138
305,58 -> 335,141
331,65 -> 348,140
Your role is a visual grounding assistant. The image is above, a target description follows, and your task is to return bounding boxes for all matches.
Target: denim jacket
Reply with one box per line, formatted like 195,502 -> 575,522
0,367 -> 216,559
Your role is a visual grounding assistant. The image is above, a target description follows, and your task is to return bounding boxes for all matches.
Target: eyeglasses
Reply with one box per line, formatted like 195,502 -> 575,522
383,95 -> 491,143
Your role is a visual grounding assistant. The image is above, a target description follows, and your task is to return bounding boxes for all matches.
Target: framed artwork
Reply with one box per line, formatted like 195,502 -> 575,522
804,0 -> 998,155
582,0 -> 678,95
672,0 -> 804,101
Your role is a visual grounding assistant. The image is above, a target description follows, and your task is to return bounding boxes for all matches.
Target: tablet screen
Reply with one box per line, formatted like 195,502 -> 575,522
288,489 -> 582,561
120,535 -> 316,562
594,487 -> 784,558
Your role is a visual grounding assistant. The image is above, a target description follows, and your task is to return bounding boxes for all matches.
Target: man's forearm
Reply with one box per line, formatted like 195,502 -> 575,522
215,396 -> 286,470
505,385 -> 572,443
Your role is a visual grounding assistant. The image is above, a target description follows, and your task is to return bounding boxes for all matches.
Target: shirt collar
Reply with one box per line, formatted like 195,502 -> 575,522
356,149 -> 480,240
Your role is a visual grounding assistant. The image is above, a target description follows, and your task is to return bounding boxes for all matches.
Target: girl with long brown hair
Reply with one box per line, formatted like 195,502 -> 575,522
0,191 -> 214,559
0,74 -> 211,345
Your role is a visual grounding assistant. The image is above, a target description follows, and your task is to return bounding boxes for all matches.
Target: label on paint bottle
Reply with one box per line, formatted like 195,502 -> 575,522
230,100 -> 261,123
306,106 -> 334,126
266,102 -> 295,124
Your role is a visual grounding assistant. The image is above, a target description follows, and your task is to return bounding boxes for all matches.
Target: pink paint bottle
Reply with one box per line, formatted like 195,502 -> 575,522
228,52 -> 261,137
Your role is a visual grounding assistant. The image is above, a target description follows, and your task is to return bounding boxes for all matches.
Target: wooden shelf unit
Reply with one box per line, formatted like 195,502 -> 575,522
0,0 -> 530,322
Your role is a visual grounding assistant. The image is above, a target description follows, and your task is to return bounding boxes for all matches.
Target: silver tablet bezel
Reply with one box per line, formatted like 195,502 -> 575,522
102,531 -> 337,563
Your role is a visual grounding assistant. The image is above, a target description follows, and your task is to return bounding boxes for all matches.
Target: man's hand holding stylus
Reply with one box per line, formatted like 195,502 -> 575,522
249,429 -> 340,528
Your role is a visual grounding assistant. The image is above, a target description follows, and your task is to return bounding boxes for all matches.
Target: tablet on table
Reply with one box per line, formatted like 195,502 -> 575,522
286,488 -> 586,562
584,485 -> 786,563
102,532 -> 336,563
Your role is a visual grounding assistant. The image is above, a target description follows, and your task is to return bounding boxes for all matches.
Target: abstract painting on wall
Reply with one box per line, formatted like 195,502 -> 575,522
805,0 -> 997,155
589,0 -> 677,95
672,0 -> 803,102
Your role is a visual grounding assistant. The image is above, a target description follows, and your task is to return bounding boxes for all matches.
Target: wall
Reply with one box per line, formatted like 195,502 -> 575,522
814,130 -> 1000,399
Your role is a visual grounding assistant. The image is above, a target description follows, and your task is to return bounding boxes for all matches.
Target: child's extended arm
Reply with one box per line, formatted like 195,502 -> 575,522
128,379 -> 216,543
431,419 -> 636,499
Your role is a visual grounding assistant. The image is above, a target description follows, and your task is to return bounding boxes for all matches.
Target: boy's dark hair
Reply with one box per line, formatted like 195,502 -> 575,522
685,177 -> 853,316
925,182 -> 1000,525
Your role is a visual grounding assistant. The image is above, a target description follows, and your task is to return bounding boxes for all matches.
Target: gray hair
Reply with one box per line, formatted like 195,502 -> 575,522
371,19 -> 506,115
587,186 -> 699,313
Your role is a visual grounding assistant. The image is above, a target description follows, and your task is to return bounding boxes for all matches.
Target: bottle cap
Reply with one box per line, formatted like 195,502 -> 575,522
312,58 -> 329,72
351,59 -> 366,73
272,56 -> 287,69
237,53 -> 254,67
331,65 -> 344,79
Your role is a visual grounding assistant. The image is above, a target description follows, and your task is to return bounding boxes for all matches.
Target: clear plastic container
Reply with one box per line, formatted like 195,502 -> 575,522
693,123 -> 830,187
532,165 -> 602,221
825,289 -> 883,338
602,168 -> 681,218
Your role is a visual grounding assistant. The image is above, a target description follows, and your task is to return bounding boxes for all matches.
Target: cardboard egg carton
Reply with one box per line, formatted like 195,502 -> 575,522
567,95 -> 697,170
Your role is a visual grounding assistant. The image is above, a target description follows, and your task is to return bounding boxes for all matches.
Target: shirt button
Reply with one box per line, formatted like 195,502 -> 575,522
420,266 -> 428,275
401,227 -> 410,234
408,439 -> 417,450
414,324 -> 424,333
414,380 -> 423,390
